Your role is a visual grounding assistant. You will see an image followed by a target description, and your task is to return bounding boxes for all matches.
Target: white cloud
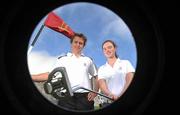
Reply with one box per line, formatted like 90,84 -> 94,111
27,51 -> 57,75
101,19 -> 133,40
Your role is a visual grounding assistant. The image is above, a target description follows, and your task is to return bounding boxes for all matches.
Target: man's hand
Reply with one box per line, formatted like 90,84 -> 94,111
87,92 -> 97,101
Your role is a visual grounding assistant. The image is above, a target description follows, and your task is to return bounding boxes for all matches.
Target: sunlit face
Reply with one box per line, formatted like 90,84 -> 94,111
103,42 -> 116,58
71,36 -> 85,54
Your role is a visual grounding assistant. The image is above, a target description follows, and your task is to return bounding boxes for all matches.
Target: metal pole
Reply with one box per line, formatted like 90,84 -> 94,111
27,24 -> 45,55
31,24 -> 45,46
72,86 -> 114,101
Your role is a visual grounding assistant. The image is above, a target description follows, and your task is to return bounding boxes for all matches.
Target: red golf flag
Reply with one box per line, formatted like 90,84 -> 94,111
44,12 -> 75,39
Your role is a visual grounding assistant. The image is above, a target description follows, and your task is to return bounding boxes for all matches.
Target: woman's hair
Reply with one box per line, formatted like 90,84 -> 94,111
70,32 -> 87,47
102,40 -> 118,58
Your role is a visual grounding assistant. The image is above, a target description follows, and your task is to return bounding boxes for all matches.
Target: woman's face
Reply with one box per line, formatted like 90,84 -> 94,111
103,42 -> 116,59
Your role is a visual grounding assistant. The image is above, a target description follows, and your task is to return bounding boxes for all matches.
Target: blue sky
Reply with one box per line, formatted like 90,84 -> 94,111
27,2 -> 137,74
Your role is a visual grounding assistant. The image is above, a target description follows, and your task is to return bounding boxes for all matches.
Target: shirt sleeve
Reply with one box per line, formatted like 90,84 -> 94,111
49,58 -> 64,73
125,60 -> 135,73
98,66 -> 108,79
88,59 -> 98,79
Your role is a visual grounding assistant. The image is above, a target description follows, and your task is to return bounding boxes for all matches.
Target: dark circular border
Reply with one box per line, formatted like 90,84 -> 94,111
0,0 -> 165,115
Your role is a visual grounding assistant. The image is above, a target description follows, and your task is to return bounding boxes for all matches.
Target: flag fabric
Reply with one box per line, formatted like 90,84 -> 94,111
44,12 -> 75,39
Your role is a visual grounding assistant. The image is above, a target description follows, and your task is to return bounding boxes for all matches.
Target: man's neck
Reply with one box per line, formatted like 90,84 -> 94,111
72,51 -> 81,57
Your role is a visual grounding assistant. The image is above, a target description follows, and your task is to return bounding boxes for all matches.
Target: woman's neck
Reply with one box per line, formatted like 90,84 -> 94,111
107,57 -> 117,67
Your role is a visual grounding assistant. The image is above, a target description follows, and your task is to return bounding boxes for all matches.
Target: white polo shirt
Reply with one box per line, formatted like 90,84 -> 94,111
50,52 -> 97,93
98,58 -> 135,96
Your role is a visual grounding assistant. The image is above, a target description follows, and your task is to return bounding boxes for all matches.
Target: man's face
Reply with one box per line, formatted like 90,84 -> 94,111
71,36 -> 84,54
103,42 -> 116,58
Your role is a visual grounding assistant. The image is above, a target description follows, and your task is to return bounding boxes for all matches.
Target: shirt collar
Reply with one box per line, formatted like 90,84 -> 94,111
67,52 -> 85,57
105,58 -> 121,67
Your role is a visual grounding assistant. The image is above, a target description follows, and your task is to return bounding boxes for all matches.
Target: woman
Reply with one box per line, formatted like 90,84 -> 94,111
98,40 -> 135,106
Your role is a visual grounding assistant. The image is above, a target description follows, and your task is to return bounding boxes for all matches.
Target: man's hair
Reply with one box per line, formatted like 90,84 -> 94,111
70,33 -> 87,47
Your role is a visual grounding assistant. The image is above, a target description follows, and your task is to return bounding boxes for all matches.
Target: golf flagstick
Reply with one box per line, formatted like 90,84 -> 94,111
27,24 -> 45,55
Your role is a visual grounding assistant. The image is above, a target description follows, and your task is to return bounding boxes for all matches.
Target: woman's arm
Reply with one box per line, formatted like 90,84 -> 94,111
98,79 -> 112,96
119,72 -> 134,97
98,79 -> 118,100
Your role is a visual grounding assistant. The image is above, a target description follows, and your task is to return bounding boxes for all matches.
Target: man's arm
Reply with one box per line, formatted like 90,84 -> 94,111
31,72 -> 49,82
91,76 -> 99,92
88,76 -> 99,101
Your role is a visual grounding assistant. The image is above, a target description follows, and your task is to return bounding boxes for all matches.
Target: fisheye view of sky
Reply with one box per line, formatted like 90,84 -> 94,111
27,2 -> 137,74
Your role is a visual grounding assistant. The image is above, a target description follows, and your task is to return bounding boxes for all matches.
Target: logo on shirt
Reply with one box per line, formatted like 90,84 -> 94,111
83,63 -> 87,66
119,66 -> 122,70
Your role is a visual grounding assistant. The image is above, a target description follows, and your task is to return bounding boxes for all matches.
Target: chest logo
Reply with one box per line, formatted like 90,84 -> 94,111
83,63 -> 87,66
119,66 -> 122,70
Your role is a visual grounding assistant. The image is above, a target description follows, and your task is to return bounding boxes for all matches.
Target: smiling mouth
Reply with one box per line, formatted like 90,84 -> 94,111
106,52 -> 111,55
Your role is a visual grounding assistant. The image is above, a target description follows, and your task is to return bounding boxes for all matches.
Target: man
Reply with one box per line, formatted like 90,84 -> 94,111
31,33 -> 99,111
